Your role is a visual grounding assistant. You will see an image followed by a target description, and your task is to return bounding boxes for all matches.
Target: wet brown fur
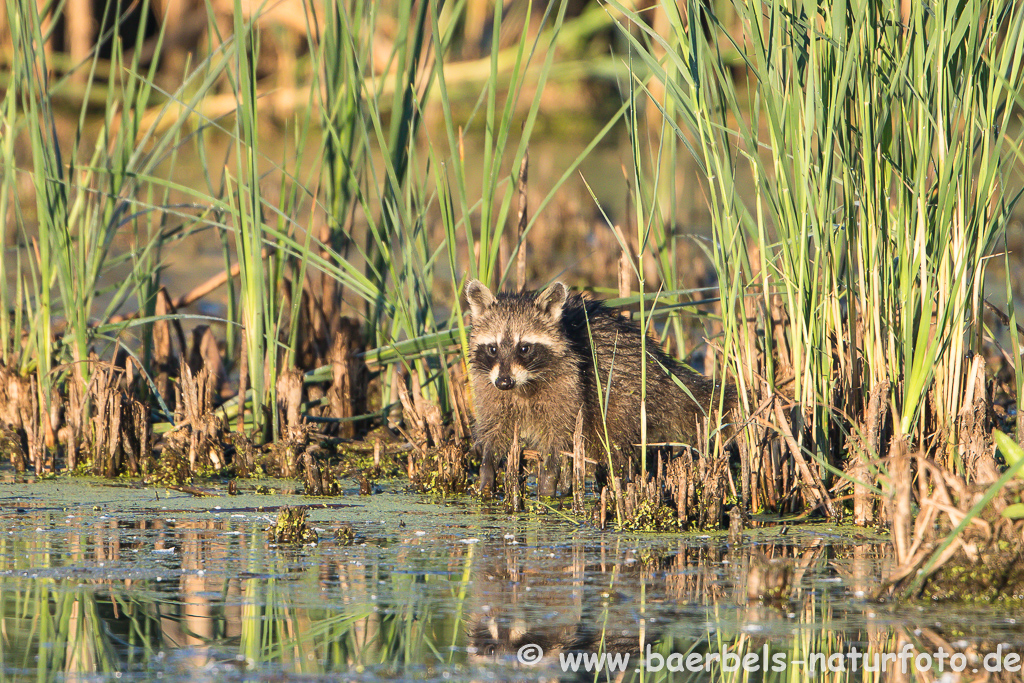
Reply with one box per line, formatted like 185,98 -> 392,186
465,279 -> 734,495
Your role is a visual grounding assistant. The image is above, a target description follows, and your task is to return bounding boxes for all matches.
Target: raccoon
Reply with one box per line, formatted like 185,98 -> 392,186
465,279 -> 734,496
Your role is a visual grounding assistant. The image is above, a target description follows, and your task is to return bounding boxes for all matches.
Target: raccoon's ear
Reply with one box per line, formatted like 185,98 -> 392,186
536,282 -> 568,321
465,279 -> 496,318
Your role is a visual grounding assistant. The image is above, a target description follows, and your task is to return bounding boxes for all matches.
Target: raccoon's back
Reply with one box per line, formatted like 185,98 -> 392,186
557,293 -> 724,442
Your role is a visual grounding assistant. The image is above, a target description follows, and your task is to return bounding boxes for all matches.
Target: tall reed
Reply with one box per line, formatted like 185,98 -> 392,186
1,0 -> 206,455
608,0 -> 1024,514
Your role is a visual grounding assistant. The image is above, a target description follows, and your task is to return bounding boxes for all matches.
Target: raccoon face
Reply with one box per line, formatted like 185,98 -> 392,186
465,279 -> 567,392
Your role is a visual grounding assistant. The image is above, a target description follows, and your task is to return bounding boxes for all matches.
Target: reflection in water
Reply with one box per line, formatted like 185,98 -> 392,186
0,487 -> 1021,682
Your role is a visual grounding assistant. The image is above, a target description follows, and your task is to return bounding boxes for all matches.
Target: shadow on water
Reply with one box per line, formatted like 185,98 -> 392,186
2,477 -> 1023,682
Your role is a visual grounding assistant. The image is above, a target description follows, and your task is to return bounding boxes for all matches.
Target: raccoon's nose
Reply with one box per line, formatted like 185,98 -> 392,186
494,375 -> 516,391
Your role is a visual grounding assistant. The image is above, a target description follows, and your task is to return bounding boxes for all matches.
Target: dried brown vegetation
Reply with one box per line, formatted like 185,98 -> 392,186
0,260 -> 399,493
881,444 -> 1024,601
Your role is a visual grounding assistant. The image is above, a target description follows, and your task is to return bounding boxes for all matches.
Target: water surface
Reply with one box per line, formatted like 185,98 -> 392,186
1,476 -> 1021,682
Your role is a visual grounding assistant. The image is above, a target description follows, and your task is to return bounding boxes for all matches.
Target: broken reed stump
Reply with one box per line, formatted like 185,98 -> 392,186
230,432 -> 259,477
174,362 -> 224,472
954,353 -> 1000,483
396,364 -> 444,451
593,442 -> 730,531
326,318 -> 369,439
88,363 -> 152,477
187,325 -> 226,397
846,379 -> 890,526
504,421 -> 524,513
301,447 -> 340,496
276,368 -> 305,442
152,287 -> 186,412
398,361 -> 455,488
618,466 -> 675,530
162,326 -> 228,479
446,362 -> 472,443
0,364 -> 39,473
302,449 -> 323,495
409,442 -> 471,495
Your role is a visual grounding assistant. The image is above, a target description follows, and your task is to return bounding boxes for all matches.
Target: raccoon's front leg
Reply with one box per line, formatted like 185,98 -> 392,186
473,404 -> 520,495
478,448 -> 498,496
533,431 -> 573,497
537,453 -> 560,498
475,430 -> 510,496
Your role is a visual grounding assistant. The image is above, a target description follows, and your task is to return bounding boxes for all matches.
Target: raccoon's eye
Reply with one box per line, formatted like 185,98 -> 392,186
518,343 -> 532,355
486,344 -> 498,356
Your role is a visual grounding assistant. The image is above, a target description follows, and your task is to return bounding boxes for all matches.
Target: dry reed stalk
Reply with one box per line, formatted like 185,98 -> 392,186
187,326 -> 226,396
231,432 -> 258,477
326,319 -> 368,438
396,368 -> 427,451
275,368 -> 304,442
318,224 -> 341,326
504,420 -> 523,513
498,233 -> 510,290
770,294 -> 792,378
515,147 -> 528,292
572,408 -> 585,514
236,337 -> 248,434
422,397 -> 444,448
599,485 -> 607,529
446,361 -> 472,442
90,365 -> 117,477
745,393 -> 775,511
60,377 -> 81,472
152,287 -> 186,411
956,354 -> 999,484
697,430 -> 728,528
129,398 -> 152,472
884,439 -> 914,568
0,366 -> 35,472
736,409 -> 751,515
409,370 -> 431,443
666,452 -> 692,523
612,223 -> 632,317
327,330 -> 354,435
849,379 -> 890,525
772,397 -> 837,518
